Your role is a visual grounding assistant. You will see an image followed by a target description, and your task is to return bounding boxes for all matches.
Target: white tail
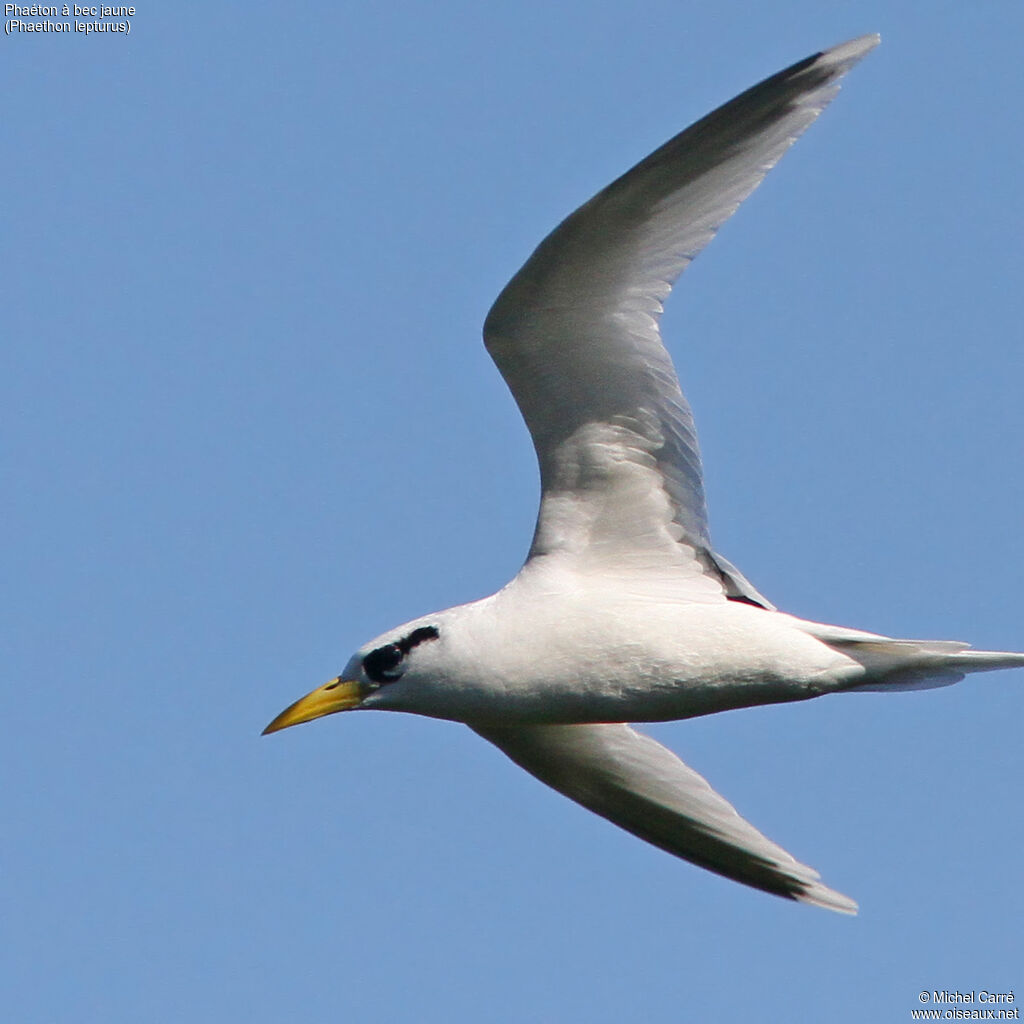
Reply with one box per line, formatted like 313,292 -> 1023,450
824,635 -> 1024,693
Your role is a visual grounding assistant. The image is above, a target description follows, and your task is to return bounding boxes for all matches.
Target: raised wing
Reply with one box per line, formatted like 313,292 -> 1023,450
484,37 -> 878,600
472,722 -> 856,913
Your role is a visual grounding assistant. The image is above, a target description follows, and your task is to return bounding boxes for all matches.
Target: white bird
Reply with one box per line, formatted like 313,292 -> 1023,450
264,34 -> 1024,913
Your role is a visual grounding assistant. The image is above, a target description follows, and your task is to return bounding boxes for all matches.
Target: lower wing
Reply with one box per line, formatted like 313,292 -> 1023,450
471,721 -> 855,913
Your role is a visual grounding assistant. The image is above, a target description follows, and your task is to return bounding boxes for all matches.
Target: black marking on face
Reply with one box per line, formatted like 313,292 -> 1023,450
363,625 -> 440,684
363,644 -> 402,682
396,625 -> 440,654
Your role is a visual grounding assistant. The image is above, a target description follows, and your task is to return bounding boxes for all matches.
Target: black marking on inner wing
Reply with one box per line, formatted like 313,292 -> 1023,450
726,594 -> 768,609
396,625 -> 440,654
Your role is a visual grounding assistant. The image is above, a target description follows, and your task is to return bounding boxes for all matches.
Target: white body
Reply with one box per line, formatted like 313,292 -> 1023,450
358,568 -> 866,724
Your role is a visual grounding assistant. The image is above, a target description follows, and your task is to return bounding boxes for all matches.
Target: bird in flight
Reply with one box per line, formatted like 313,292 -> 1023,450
264,34 -> 1023,913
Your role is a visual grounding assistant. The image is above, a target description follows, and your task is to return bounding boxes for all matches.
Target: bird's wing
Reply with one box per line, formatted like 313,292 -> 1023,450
484,36 -> 878,602
472,721 -> 856,913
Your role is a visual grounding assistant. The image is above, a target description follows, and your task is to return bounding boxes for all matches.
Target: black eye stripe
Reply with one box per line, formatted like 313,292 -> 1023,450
396,625 -> 439,655
363,625 -> 439,685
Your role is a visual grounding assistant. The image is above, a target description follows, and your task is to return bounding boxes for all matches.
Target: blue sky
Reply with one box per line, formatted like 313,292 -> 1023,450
4,3 -> 1022,1021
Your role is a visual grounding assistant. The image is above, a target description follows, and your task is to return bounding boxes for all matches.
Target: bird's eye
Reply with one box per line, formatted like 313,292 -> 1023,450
361,625 -> 440,685
363,643 -> 404,684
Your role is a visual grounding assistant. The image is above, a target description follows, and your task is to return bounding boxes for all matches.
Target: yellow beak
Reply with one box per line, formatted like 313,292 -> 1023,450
262,678 -> 366,735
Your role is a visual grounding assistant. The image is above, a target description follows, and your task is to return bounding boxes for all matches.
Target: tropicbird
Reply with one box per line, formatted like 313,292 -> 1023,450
264,34 -> 1024,913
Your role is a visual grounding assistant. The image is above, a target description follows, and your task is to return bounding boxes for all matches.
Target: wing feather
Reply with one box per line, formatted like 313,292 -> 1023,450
484,36 -> 878,600
473,722 -> 856,913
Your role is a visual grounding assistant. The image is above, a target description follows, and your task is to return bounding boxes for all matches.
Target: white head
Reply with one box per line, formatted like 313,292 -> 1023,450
262,613 -> 462,734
